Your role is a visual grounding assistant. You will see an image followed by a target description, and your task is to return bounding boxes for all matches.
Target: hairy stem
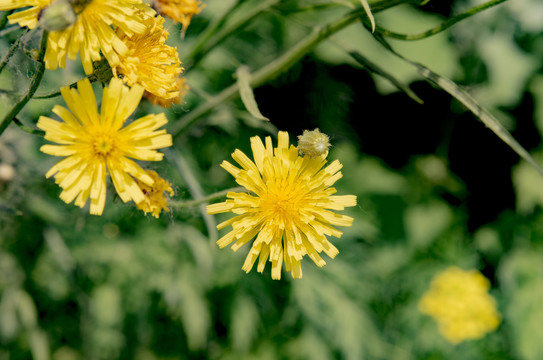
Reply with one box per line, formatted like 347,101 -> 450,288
0,28 -> 30,74
170,187 -> 245,208
0,29 -> 48,136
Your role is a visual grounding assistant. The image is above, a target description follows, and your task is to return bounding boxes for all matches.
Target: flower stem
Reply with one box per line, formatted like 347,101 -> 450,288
169,187 -> 245,208
172,0 -> 408,138
374,0 -> 507,41
0,29 -> 48,136
0,28 -> 30,74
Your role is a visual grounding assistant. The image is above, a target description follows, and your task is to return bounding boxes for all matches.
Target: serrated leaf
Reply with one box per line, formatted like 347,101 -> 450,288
236,65 -> 269,121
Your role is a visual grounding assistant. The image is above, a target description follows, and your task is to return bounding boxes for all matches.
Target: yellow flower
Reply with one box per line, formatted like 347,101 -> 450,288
44,0 -> 152,75
0,0 -> 52,29
418,266 -> 501,344
144,77 -> 189,108
206,131 -> 357,280
135,169 -> 174,218
150,0 -> 203,31
37,78 -> 172,215
113,15 -> 183,101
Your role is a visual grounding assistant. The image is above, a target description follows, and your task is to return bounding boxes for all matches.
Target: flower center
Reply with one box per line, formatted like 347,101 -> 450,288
93,135 -> 115,156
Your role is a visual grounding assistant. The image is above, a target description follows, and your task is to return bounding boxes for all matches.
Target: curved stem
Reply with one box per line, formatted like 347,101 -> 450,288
172,0 -> 408,138
0,29 -> 48,136
13,118 -> 45,136
169,187 -> 245,208
0,28 -> 30,74
375,0 -> 507,41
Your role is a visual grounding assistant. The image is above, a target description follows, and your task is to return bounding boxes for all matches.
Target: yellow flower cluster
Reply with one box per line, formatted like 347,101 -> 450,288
418,266 -> 501,344
0,0 -> 199,106
207,131 -> 357,280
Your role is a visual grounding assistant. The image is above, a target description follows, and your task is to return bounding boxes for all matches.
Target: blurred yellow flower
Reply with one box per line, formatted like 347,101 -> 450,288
135,170 -> 174,218
150,0 -> 203,31
37,78 -> 172,215
207,131 -> 357,280
0,0 -> 52,29
418,266 -> 501,344
44,0 -> 152,74
113,15 -> 183,102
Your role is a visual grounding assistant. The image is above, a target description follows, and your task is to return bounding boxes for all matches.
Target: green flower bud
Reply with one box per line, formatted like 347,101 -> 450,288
40,0 -> 76,32
297,128 -> 331,158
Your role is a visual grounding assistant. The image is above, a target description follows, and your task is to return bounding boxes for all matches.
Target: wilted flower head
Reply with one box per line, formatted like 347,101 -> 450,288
135,170 -> 174,217
418,266 -> 501,344
150,0 -> 204,31
207,131 -> 356,280
144,77 -> 189,108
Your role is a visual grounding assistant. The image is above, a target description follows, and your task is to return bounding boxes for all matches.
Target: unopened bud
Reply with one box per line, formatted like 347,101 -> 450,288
40,0 -> 76,31
297,128 -> 331,158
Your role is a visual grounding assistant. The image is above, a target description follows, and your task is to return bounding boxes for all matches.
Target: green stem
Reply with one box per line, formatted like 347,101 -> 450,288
0,28 -> 30,74
0,10 -> 12,31
170,187 -> 245,208
172,0 -> 407,138
13,118 -> 45,136
167,149 -> 219,244
187,0 -> 279,69
375,0 -> 507,41
0,29 -> 48,136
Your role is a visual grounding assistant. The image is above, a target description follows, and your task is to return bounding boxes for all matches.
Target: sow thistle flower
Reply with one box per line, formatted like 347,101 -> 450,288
37,77 -> 172,215
45,0 -> 152,75
113,15 -> 183,103
419,266 -> 501,344
206,131 -> 357,280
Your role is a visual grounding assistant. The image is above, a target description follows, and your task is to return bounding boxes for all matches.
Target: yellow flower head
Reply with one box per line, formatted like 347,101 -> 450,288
207,131 -> 357,280
113,15 -> 183,101
144,76 -> 189,108
150,0 -> 203,31
44,0 -> 152,75
135,169 -> 174,218
37,78 -> 172,215
0,0 -> 52,29
418,266 -> 501,344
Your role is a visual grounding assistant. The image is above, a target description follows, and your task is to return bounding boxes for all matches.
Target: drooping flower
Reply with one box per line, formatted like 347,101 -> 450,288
112,15 -> 183,102
206,131 -> 357,280
135,169 -> 174,217
418,266 -> 501,344
44,0 -> 153,75
144,77 -> 189,108
37,77 -> 172,215
149,0 -> 203,32
0,0 -> 52,29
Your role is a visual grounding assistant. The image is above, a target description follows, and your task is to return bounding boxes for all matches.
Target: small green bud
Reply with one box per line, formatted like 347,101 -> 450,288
40,0 -> 76,32
297,128 -> 331,158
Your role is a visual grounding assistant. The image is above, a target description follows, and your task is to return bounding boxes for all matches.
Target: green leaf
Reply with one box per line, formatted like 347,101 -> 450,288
236,65 -> 269,121
359,0 -> 376,32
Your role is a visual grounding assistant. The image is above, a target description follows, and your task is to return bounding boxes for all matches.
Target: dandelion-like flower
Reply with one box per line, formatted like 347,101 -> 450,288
37,77 -> 172,215
418,266 -> 501,344
135,169 -> 174,217
0,0 -> 52,29
44,0 -> 152,75
206,131 -> 357,280
150,0 -> 203,31
113,15 -> 183,101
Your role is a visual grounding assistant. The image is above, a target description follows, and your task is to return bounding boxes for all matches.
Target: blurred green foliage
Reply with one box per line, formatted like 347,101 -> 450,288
2,0 -> 543,359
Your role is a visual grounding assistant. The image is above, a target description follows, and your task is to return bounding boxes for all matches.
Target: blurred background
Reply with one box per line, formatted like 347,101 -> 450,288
1,0 -> 543,358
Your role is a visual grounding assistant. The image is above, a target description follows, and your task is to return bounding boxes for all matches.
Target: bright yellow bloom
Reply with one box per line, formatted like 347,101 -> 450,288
113,15 -> 183,101
45,0 -> 152,75
37,78 -> 172,215
144,77 -> 189,108
207,131 -> 357,280
150,0 -> 203,31
135,169 -> 174,218
0,0 -> 52,29
419,266 -> 501,344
